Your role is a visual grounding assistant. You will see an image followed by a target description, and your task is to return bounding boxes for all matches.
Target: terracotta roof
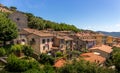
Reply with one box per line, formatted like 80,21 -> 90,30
89,45 -> 112,53
63,36 -> 73,41
81,39 -> 96,42
80,53 -> 106,64
75,33 -> 91,37
54,58 -> 66,68
56,36 -> 73,41
23,28 -> 53,37
113,44 -> 120,48
51,47 -> 59,50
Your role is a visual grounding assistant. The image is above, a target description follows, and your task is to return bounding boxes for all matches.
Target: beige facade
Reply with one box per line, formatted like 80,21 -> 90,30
106,36 -> 113,46
27,34 -> 53,54
23,28 -> 54,54
52,36 -> 73,53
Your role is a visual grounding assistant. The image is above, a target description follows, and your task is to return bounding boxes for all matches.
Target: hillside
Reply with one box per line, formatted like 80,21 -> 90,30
97,31 -> 120,37
0,4 -> 82,32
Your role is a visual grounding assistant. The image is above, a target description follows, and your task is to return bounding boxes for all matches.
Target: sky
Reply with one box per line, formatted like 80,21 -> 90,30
0,0 -> 120,32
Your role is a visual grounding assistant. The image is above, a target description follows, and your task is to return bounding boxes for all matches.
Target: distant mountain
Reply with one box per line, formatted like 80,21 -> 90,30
97,31 -> 120,37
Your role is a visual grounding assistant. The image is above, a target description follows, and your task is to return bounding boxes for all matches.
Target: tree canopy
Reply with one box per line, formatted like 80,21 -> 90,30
25,13 -> 81,32
0,12 -> 18,45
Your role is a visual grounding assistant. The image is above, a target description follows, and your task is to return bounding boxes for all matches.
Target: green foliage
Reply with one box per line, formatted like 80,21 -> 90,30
10,44 -> 23,53
106,46 -> 120,72
23,69 -> 44,73
55,51 -> 63,57
5,54 -> 39,72
57,60 -> 115,73
112,46 -> 120,53
0,12 -> 18,46
22,45 -> 33,57
25,12 -> 80,32
0,47 -> 6,56
42,65 -> 55,73
112,52 -> 120,71
71,50 -> 81,57
10,6 -> 17,11
39,53 -> 55,65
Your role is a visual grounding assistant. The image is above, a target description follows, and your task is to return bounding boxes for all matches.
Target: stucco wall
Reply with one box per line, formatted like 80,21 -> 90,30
40,37 -> 53,53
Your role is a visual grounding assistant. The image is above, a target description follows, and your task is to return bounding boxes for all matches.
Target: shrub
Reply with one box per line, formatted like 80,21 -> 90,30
43,65 -> 55,73
55,51 -> 63,57
22,45 -> 33,57
0,47 -> 6,56
10,44 -> 23,53
5,54 -> 39,72
39,54 -> 54,65
57,60 -> 115,73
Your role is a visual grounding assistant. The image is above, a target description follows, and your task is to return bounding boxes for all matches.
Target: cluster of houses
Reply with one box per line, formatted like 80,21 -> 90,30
1,6 -> 120,67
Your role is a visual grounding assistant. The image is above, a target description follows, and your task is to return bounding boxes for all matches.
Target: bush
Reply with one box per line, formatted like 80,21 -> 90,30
22,45 -> 33,57
23,69 -> 44,73
42,65 -> 55,73
0,47 -> 6,56
39,54 -> 54,65
10,44 -> 23,53
5,54 -> 39,72
55,51 -> 63,57
57,60 -> 115,73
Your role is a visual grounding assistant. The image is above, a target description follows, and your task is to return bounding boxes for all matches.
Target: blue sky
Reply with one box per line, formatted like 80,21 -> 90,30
0,0 -> 120,32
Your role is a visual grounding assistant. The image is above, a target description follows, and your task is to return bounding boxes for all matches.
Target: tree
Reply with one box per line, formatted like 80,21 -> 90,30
39,53 -> 54,65
23,45 -> 33,57
112,52 -> 120,71
105,47 -> 120,72
5,54 -> 39,72
10,6 -> 17,11
57,60 -> 115,73
0,47 -> 6,56
0,12 -> 18,46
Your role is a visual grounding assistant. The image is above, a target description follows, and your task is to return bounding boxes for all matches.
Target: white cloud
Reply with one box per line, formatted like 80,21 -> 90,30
115,24 -> 120,27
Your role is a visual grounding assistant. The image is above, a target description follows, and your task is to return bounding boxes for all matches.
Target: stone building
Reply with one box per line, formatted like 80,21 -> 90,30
23,28 -> 54,54
89,45 -> 112,59
70,32 -> 96,51
9,12 -> 28,32
52,35 -> 73,53
8,12 -> 28,44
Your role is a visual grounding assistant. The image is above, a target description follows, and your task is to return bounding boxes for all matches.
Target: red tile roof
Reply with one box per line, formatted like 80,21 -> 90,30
80,53 -> 106,64
56,36 -> 73,40
54,58 -> 66,68
23,28 -> 53,37
89,45 -> 112,53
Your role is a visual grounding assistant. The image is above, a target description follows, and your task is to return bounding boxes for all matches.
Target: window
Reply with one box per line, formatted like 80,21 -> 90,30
61,39 -> 64,44
42,39 -> 45,44
47,39 -> 50,42
30,38 -> 36,45
32,38 -> 35,42
16,18 -> 20,21
18,29 -> 20,31
22,39 -> 25,42
52,38 -> 54,42
43,46 -> 45,50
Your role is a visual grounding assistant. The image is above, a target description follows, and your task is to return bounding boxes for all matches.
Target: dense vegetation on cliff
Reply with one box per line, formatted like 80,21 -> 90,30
25,13 -> 81,32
